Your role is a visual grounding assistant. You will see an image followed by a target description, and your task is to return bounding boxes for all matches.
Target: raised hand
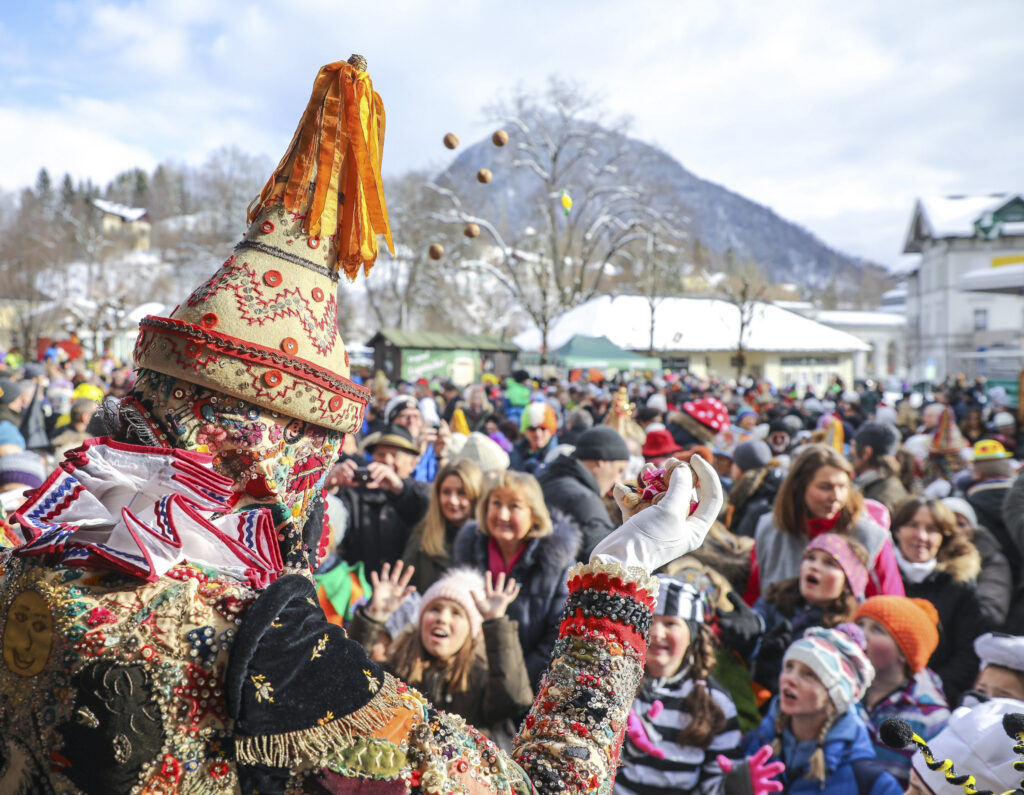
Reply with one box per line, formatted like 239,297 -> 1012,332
592,455 -> 724,573
717,591 -> 764,659
472,571 -> 521,621
367,561 -> 416,622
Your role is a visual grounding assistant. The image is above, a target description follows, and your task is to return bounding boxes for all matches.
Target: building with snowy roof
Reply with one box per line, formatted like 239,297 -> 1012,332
512,295 -> 870,391
93,198 -> 151,251
902,194 -> 1024,382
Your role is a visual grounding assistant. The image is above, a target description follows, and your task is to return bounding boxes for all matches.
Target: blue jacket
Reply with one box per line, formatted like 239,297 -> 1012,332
743,699 -> 902,795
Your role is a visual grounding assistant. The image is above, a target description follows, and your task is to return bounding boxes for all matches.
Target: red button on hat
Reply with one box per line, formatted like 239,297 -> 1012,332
185,342 -> 202,358
264,270 -> 282,287
307,236 -> 320,249
281,337 -> 298,355
260,220 -> 275,234
329,395 -> 343,412
311,287 -> 324,302
201,313 -> 218,328
263,370 -> 283,387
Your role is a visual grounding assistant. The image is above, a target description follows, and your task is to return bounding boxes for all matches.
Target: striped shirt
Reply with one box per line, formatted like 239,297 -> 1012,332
615,667 -> 741,795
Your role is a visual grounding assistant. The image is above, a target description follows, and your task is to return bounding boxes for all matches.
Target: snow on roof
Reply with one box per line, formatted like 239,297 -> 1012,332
93,198 -> 148,222
914,194 -> 1015,239
512,296 -> 870,354
957,263 -> 1024,294
814,310 -> 905,327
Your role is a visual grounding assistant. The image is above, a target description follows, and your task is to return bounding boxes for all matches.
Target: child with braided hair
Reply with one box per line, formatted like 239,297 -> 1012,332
616,574 -> 741,794
738,626 -> 902,794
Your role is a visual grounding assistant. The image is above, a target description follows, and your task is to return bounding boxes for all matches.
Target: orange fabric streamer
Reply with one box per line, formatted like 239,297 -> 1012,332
248,60 -> 394,280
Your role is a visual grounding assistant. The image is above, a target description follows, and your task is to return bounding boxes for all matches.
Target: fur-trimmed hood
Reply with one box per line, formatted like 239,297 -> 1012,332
453,511 -> 582,579
936,540 -> 982,584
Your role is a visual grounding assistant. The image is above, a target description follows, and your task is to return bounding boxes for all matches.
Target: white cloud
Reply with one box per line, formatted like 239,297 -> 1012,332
1,0 -> 1022,270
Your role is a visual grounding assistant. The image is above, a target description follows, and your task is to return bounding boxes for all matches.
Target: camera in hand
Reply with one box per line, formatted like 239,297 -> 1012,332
353,468 -> 372,484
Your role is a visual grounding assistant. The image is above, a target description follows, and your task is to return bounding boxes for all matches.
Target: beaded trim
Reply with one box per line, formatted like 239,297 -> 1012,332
234,673 -> 399,767
234,239 -> 339,282
560,590 -> 652,637
138,316 -> 370,401
568,560 -> 659,599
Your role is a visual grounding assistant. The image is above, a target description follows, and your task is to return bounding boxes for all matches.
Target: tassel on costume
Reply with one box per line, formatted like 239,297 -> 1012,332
247,54 -> 394,280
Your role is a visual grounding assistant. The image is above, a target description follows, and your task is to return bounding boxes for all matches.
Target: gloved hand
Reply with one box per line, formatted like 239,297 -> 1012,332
591,455 -> 723,574
716,591 -> 764,660
758,618 -> 793,663
717,745 -> 785,795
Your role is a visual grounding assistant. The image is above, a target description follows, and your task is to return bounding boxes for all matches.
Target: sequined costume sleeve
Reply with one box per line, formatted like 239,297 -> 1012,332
510,560 -> 658,794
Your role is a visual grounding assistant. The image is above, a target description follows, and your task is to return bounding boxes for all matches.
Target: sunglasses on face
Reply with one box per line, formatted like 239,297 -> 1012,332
526,426 -> 547,432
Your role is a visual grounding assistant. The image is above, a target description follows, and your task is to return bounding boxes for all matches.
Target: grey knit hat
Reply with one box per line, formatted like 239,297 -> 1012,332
732,439 -> 772,473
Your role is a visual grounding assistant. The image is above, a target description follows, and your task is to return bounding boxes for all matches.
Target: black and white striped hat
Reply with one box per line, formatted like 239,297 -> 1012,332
654,575 -> 705,623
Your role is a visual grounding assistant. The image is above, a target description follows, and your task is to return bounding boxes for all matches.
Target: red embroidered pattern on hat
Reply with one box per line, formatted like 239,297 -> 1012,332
185,259 -> 337,355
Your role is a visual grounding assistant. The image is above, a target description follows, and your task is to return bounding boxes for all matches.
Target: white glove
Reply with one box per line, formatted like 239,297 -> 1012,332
590,455 -> 723,574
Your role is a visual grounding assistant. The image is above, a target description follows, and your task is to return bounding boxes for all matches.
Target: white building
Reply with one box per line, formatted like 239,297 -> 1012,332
775,302 -> 907,382
903,194 -> 1024,382
513,295 -> 870,391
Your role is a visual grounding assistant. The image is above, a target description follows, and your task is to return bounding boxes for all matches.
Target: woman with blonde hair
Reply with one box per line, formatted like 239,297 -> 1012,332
743,444 -> 904,604
453,469 -> 581,687
402,458 -> 484,593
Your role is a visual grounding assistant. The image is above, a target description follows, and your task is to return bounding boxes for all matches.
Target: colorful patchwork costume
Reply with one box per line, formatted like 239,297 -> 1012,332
0,56 -> 710,795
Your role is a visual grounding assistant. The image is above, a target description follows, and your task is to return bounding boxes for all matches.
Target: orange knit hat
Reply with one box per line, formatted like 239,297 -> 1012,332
856,596 -> 940,673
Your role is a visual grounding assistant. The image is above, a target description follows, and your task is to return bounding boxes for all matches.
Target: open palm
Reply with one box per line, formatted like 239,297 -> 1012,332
473,571 -> 521,620
367,561 -> 416,622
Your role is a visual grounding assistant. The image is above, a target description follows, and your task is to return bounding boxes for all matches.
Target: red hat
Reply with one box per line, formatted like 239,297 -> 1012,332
642,429 -> 683,460
682,398 -> 729,433
856,596 -> 940,673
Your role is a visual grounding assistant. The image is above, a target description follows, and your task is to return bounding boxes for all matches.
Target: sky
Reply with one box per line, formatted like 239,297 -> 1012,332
1,0 -> 1022,272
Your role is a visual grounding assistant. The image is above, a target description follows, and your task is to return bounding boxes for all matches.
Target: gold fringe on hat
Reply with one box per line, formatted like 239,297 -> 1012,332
234,673 -> 403,768
248,55 -> 394,281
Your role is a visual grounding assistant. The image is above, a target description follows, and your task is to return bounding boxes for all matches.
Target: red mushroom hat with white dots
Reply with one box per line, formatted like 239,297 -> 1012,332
134,55 -> 393,434
681,397 -> 730,434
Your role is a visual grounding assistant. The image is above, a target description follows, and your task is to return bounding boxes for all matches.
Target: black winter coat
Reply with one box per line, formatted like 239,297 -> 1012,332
337,479 -> 431,576
509,437 -> 559,476
453,516 -> 581,689
538,454 -> 612,562
900,548 -> 987,705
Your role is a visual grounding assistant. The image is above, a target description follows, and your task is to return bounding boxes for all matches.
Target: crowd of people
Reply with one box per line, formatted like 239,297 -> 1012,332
325,369 -> 1024,793
1,351 -> 1023,791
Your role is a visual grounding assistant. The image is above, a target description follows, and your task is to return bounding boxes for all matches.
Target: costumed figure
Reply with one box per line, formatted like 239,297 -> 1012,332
0,57 -> 724,795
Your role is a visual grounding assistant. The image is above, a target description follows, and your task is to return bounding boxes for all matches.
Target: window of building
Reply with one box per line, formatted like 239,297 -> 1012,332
974,308 -> 989,331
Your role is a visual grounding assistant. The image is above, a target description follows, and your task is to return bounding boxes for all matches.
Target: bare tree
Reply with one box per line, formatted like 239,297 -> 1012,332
429,78 -> 682,361
0,188 -> 61,353
716,250 -> 771,380
362,172 -> 447,331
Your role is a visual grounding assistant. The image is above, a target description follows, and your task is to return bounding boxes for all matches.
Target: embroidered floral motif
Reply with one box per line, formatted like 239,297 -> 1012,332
363,667 -> 380,691
250,673 -> 274,703
311,633 -> 329,660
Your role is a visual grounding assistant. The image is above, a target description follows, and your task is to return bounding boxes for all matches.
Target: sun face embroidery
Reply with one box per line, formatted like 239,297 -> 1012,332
250,673 -> 275,703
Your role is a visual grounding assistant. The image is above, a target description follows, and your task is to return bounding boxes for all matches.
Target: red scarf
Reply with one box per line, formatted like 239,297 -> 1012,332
804,512 -> 841,538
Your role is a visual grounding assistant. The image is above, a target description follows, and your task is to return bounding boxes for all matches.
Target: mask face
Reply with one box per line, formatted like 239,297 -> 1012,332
128,369 -> 341,522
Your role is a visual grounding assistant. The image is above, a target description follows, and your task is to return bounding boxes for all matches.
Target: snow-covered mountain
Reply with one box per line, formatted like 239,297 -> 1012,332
437,125 -> 884,293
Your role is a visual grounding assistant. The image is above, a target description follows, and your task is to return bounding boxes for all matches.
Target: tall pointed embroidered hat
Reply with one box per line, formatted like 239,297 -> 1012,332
134,55 -> 393,435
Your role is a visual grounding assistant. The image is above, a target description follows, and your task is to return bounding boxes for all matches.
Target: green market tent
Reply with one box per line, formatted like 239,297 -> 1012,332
553,335 -> 660,371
